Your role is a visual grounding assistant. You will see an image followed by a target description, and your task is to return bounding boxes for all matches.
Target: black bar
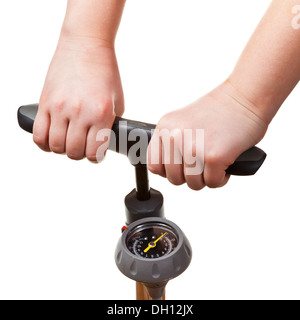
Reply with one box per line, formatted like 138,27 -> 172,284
135,164 -> 150,201
17,104 -> 267,176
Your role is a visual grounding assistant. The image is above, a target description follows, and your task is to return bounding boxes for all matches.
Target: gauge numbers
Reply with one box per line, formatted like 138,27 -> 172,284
126,223 -> 179,259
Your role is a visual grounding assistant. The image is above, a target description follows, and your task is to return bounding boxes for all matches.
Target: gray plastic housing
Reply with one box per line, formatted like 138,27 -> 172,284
115,217 -> 192,284
125,188 -> 164,224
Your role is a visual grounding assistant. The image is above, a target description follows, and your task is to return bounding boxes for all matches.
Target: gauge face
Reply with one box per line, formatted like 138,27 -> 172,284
126,222 -> 179,259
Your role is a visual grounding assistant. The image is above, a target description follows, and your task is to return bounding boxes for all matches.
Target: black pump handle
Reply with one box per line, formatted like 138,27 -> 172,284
17,104 -> 266,176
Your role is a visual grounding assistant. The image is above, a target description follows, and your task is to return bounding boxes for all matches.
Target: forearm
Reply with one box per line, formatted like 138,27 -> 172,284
227,0 -> 300,124
61,0 -> 126,44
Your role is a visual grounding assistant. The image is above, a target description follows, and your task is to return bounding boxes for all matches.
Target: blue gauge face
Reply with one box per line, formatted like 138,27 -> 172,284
126,222 -> 179,259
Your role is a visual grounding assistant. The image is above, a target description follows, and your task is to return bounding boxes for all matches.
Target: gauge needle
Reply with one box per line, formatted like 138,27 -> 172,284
144,232 -> 168,253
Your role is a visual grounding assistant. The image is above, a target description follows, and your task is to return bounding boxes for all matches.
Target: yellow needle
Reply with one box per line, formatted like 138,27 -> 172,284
144,232 -> 168,253
154,232 -> 168,244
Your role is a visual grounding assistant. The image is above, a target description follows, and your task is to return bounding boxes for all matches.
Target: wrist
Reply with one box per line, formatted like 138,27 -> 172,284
212,79 -> 270,132
223,76 -> 277,125
55,30 -> 117,67
60,26 -> 115,49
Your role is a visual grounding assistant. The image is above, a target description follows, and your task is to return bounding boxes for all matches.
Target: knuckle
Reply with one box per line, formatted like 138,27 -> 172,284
70,103 -> 83,116
158,114 -> 170,128
51,101 -> 65,113
205,150 -> 223,166
100,98 -> 112,110
93,100 -> 112,122
158,111 -> 178,128
39,94 -> 50,108
93,109 -> 105,122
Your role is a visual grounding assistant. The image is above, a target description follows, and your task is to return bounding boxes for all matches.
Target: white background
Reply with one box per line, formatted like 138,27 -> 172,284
0,0 -> 299,300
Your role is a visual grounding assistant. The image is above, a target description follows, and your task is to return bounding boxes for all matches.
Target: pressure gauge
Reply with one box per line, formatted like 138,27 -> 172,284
115,217 -> 192,284
126,222 -> 179,259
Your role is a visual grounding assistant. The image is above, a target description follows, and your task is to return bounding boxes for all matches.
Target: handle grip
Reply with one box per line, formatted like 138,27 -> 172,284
17,104 -> 266,176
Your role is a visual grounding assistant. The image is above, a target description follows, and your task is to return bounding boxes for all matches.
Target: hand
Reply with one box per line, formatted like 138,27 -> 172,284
147,81 -> 268,190
33,35 -> 124,162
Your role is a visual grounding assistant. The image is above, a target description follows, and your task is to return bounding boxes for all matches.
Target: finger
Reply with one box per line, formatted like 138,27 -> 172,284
183,142 -> 205,190
66,121 -> 88,160
219,174 -> 231,188
203,160 -> 227,188
86,125 -> 110,163
147,134 -> 166,177
48,116 -> 69,154
184,163 -> 206,191
33,110 -> 51,152
164,141 -> 185,185
165,164 -> 185,185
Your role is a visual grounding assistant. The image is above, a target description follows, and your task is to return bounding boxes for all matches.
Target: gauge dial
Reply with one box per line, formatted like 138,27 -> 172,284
126,222 -> 179,259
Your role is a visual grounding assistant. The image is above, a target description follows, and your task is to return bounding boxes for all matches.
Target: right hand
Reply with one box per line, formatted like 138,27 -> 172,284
33,35 -> 124,162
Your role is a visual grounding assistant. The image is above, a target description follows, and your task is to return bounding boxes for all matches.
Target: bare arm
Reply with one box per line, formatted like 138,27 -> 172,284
148,0 -> 300,190
228,0 -> 300,124
33,0 -> 126,162
62,0 -> 126,43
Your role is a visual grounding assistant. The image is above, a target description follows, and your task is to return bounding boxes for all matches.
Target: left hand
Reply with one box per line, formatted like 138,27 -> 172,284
147,81 -> 268,190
